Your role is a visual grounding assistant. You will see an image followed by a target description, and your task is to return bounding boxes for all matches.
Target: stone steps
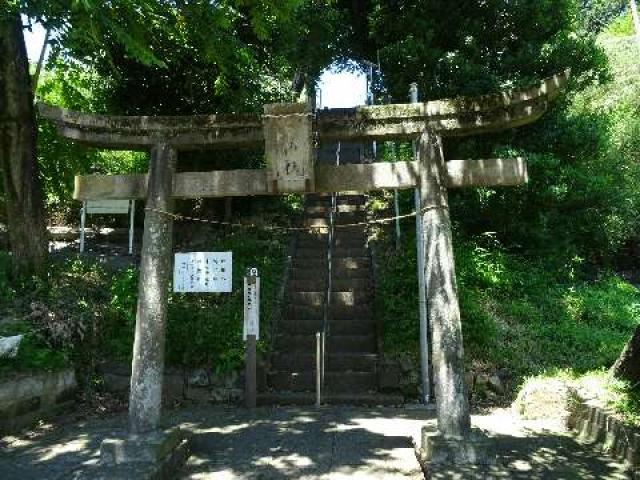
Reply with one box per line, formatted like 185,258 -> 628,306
271,353 -> 378,372
277,318 -> 375,335
287,291 -> 373,307
295,248 -> 369,258
290,267 -> 371,280
296,236 -> 366,249
276,334 -> 376,353
257,391 -> 403,406
291,257 -> 371,270
267,193 -> 397,404
288,278 -> 372,292
305,204 -> 364,214
267,371 -> 377,393
305,195 -> 366,207
304,216 -> 366,229
284,304 -> 373,321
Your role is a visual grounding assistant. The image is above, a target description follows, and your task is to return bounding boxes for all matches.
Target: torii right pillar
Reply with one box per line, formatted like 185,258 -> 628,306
418,129 -> 494,465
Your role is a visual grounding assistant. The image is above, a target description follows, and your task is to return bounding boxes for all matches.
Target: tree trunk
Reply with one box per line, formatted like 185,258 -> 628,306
0,13 -> 48,273
611,325 -> 640,384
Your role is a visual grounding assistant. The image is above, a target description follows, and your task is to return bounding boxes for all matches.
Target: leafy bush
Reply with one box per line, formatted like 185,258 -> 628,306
0,223 -> 289,378
376,225 -> 640,383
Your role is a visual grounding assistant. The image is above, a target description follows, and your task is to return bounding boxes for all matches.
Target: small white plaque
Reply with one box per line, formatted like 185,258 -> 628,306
86,199 -> 130,215
173,252 -> 232,293
243,268 -> 260,340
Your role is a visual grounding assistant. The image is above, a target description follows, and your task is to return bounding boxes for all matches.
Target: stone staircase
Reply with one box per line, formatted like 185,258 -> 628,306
261,194 -> 401,405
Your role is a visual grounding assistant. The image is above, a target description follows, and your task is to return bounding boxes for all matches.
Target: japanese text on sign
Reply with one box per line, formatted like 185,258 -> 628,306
243,268 -> 260,340
173,252 -> 232,293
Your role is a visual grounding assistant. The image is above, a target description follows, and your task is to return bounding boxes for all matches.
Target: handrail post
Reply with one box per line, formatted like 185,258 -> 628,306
316,332 -> 321,407
411,82 -> 431,404
79,201 -> 87,253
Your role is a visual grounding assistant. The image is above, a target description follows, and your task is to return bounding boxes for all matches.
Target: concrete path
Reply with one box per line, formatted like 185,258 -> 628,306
179,406 -> 425,479
0,406 -> 633,479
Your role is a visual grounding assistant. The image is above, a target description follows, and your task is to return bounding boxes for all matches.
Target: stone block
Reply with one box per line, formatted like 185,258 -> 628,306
378,363 -> 402,392
102,373 -> 131,394
56,386 -> 77,404
0,335 -> 23,358
187,368 -> 209,387
162,373 -> 184,405
420,426 -> 496,466
488,375 -> 504,395
100,427 -> 186,465
513,378 -> 577,423
73,428 -> 191,480
14,376 -> 45,400
184,385 -> 211,403
14,396 -> 41,416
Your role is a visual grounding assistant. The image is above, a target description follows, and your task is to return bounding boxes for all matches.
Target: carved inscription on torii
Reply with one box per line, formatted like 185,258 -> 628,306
39,69 -> 569,463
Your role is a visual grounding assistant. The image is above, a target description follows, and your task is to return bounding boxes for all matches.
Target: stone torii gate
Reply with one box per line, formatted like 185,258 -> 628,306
40,70 -> 568,469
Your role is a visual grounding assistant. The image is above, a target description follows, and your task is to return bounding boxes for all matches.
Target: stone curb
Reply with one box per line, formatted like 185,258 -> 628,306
0,368 -> 77,433
568,399 -> 639,477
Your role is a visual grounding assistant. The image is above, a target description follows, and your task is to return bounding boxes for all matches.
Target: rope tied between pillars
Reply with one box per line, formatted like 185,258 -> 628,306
143,205 -> 446,232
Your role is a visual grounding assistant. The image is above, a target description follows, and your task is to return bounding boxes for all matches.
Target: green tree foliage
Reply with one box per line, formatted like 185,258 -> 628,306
35,61 -> 146,217
9,0 -> 171,67
446,34 -> 640,263
578,0 -> 629,33
61,1 -> 308,115
336,0 -> 604,100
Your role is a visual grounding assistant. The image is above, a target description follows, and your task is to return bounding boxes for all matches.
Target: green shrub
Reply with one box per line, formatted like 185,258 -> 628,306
100,228 -> 288,373
377,223 -> 640,386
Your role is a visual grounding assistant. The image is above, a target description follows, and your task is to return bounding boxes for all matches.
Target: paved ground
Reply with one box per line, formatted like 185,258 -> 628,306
0,405 -> 633,479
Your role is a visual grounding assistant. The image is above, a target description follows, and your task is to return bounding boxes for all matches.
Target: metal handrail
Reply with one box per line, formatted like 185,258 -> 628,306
317,144 -> 340,406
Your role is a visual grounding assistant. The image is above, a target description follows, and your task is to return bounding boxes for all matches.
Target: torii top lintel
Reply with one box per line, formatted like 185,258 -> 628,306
38,70 -> 569,151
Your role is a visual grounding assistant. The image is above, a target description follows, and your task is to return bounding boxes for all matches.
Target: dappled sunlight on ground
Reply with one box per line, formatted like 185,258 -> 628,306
0,405 -> 633,479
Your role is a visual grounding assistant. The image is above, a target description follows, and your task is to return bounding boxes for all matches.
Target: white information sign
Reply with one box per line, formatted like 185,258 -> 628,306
173,252 -> 232,293
243,268 -> 260,340
86,199 -> 131,215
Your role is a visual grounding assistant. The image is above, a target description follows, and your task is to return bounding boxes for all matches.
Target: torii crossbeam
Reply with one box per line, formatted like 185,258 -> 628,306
39,69 -> 569,467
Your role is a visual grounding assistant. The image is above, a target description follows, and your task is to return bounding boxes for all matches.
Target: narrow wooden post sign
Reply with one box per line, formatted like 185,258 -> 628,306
244,267 -> 259,409
243,268 -> 260,340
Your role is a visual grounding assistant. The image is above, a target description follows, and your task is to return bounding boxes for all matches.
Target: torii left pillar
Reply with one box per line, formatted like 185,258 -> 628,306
129,143 -> 176,433
99,143 -> 188,470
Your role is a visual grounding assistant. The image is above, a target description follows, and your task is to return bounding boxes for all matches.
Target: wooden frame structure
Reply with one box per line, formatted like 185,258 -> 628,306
39,69 -> 569,463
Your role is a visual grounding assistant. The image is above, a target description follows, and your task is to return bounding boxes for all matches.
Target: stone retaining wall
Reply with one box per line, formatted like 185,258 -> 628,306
98,362 -> 263,405
0,369 -> 77,432
569,401 -> 639,478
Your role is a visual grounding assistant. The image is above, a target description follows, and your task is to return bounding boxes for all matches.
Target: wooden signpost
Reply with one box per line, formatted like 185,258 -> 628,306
39,69 -> 569,468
